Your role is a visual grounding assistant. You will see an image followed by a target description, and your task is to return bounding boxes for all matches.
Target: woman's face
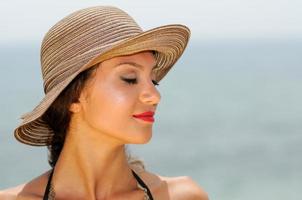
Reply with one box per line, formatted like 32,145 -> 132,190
72,51 -> 161,145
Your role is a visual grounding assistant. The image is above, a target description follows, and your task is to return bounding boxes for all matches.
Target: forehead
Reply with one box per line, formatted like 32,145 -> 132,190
103,51 -> 157,71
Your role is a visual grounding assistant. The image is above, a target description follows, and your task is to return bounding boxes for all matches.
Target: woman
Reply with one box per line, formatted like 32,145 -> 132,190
0,6 -> 208,200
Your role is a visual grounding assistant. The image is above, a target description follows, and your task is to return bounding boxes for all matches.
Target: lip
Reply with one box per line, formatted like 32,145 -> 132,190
133,111 -> 155,122
133,111 -> 154,117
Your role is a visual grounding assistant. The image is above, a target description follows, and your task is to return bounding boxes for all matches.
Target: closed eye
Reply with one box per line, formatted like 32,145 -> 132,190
122,78 -> 137,84
121,78 -> 159,86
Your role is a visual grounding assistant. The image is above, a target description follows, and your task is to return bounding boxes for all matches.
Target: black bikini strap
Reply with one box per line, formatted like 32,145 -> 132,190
43,169 -> 54,200
131,169 -> 154,200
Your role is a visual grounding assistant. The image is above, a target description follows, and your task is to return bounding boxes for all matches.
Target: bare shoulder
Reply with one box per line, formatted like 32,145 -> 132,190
0,170 -> 51,200
130,164 -> 208,200
0,184 -> 25,200
163,175 -> 209,200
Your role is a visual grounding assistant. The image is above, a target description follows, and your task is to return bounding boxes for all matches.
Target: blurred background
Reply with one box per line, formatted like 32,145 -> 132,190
0,1 -> 301,199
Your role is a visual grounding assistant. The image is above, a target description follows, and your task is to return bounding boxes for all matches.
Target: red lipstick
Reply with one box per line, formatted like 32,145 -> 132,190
133,111 -> 155,122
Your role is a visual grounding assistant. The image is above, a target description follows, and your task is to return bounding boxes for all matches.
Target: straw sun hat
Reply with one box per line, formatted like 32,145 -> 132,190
14,5 -> 190,146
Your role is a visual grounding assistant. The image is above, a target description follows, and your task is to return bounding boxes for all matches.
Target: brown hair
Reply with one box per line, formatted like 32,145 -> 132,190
41,63 -> 146,169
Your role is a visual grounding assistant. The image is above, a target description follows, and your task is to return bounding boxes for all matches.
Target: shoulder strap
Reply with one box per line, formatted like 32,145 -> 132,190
131,169 -> 154,200
43,169 -> 54,200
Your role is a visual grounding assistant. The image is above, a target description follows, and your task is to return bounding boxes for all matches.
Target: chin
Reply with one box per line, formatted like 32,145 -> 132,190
127,131 -> 153,144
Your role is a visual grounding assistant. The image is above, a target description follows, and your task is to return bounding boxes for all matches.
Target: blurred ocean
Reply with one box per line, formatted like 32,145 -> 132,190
0,38 -> 301,200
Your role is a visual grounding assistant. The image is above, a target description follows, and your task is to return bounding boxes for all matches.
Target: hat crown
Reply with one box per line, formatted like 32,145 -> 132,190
41,6 -> 143,93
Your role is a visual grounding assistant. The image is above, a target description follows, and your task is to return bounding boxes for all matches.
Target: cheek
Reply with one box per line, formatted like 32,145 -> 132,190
84,83 -> 137,126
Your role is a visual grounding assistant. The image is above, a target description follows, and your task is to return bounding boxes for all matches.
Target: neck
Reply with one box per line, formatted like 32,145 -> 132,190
51,122 -> 138,199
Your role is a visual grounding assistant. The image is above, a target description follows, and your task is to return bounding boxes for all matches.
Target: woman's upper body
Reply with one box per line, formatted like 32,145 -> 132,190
3,6 -> 208,200
0,52 -> 209,200
0,164 -> 208,200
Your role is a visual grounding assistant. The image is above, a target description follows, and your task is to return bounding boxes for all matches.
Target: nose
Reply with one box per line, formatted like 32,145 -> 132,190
139,81 -> 161,106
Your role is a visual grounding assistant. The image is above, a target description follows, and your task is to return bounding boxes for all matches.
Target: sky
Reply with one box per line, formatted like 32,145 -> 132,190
1,0 -> 302,43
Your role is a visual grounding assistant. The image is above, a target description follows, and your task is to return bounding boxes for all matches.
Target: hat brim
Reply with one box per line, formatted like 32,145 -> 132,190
14,24 -> 190,146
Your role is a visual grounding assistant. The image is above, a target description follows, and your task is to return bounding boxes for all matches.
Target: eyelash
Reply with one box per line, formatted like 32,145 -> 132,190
121,78 -> 159,86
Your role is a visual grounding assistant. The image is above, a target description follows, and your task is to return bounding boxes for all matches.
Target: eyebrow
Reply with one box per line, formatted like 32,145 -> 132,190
114,61 -> 157,70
